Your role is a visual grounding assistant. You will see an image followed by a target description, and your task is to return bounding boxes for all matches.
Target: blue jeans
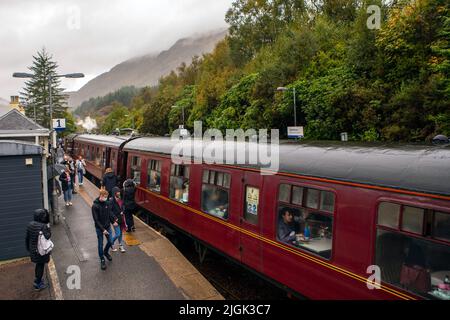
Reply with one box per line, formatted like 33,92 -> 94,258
95,226 -> 112,261
112,225 -> 123,246
78,171 -> 84,184
63,187 -> 72,202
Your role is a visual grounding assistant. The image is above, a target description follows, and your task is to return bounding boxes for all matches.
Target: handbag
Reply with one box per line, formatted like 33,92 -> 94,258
400,264 -> 431,293
37,230 -> 54,256
121,214 -> 128,232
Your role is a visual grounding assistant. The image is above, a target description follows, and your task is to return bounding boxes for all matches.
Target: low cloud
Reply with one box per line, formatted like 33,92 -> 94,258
0,0 -> 232,99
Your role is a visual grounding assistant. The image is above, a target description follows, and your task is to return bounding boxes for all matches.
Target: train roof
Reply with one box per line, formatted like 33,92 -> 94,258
75,134 -> 131,147
123,137 -> 450,197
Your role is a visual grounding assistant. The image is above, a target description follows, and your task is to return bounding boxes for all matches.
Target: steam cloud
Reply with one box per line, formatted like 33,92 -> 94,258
77,116 -> 97,132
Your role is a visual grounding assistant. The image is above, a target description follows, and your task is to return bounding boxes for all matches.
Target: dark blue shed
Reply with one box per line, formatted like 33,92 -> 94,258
0,141 -> 43,261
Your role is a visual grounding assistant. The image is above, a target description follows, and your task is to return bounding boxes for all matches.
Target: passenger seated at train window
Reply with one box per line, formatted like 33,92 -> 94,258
148,170 -> 161,192
277,208 -> 300,244
170,176 -> 189,202
202,185 -> 229,219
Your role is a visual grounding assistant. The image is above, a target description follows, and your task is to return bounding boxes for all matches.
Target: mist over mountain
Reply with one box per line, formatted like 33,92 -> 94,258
68,29 -> 227,109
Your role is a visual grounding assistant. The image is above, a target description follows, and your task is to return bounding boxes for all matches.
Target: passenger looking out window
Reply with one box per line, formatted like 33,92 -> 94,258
147,160 -> 161,192
170,164 -> 189,203
276,184 -> 334,259
278,208 -> 299,243
130,156 -> 141,185
201,170 -> 230,219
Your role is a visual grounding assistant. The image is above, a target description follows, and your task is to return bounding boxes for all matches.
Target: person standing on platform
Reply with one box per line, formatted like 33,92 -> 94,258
68,157 -> 76,194
76,156 -> 86,186
102,168 -> 118,198
110,187 -> 126,253
92,189 -> 115,270
123,178 -> 137,232
25,209 -> 52,291
59,166 -> 73,207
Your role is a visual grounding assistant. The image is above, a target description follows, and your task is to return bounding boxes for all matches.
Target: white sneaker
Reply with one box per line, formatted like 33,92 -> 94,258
65,203 -> 69,207
119,245 -> 126,253
69,202 -> 73,206
111,245 -> 118,252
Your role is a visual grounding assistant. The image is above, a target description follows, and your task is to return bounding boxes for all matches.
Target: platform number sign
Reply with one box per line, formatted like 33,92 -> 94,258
53,118 -> 66,131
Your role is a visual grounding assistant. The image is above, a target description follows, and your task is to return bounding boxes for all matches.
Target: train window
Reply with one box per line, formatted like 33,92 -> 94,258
201,170 -> 230,219
276,184 -> 334,259
278,184 -> 290,202
147,160 -> 161,192
244,186 -> 259,225
223,173 -> 231,188
401,206 -> 424,234
130,156 -> 141,184
95,147 -> 101,166
111,151 -> 116,173
170,164 -> 189,203
378,202 -> 400,229
291,186 -> 304,205
375,228 -> 450,300
433,212 -> 450,242
320,191 -> 335,213
306,189 -> 320,209
202,170 -> 209,183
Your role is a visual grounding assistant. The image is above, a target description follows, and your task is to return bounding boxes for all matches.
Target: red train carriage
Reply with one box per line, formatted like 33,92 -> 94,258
74,134 -> 450,300
71,135 -> 130,182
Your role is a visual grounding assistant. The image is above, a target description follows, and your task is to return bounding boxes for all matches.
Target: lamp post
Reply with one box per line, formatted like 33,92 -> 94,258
13,72 -> 84,224
171,105 -> 185,128
277,86 -> 297,127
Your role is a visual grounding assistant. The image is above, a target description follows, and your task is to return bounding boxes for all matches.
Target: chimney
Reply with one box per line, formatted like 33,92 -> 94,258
10,95 -> 25,114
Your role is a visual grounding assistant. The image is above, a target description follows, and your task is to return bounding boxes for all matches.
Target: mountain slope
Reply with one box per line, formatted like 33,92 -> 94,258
68,29 -> 227,108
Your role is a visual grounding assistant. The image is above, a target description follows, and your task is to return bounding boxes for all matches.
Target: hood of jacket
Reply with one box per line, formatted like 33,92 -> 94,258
34,209 -> 49,224
112,186 -> 121,195
104,172 -> 115,179
94,197 -> 109,206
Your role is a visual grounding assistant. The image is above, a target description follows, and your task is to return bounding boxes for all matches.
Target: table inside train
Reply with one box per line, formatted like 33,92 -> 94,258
293,237 -> 332,254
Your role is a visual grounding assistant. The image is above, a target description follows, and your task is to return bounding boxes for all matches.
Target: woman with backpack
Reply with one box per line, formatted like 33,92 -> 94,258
25,209 -> 52,291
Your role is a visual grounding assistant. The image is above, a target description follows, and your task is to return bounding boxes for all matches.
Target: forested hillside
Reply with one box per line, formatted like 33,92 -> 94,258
99,0 -> 449,142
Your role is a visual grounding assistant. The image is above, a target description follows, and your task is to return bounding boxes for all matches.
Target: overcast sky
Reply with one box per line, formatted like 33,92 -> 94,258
0,0 -> 232,100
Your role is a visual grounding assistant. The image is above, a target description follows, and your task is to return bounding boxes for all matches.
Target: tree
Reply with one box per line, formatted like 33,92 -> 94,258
226,0 -> 306,66
21,48 -> 67,128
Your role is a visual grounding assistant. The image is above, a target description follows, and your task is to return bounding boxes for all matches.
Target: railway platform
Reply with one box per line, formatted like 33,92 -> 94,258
49,178 -> 223,300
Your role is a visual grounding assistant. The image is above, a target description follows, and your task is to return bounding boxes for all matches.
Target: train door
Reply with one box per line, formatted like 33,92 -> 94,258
239,170 -> 263,272
105,147 -> 111,169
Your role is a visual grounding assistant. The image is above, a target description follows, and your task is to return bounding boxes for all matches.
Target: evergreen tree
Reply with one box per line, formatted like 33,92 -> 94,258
21,48 -> 67,128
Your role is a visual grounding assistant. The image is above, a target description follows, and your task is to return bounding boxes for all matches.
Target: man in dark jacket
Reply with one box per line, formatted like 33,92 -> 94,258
277,208 -> 297,244
123,178 -> 136,232
102,168 -> 118,198
25,209 -> 51,291
92,189 -> 115,270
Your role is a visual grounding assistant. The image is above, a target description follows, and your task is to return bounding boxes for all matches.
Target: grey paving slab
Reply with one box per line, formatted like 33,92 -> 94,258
51,193 -> 185,300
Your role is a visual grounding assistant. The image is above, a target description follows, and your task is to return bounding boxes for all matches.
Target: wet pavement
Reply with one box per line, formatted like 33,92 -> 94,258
50,187 -> 185,300
0,258 -> 53,300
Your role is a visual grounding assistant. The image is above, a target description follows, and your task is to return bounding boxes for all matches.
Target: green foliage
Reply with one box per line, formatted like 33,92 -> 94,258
74,86 -> 139,117
99,102 -> 129,134
101,0 -> 449,142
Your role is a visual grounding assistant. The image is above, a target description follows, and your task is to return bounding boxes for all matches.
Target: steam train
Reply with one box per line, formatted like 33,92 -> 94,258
65,133 -> 450,300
